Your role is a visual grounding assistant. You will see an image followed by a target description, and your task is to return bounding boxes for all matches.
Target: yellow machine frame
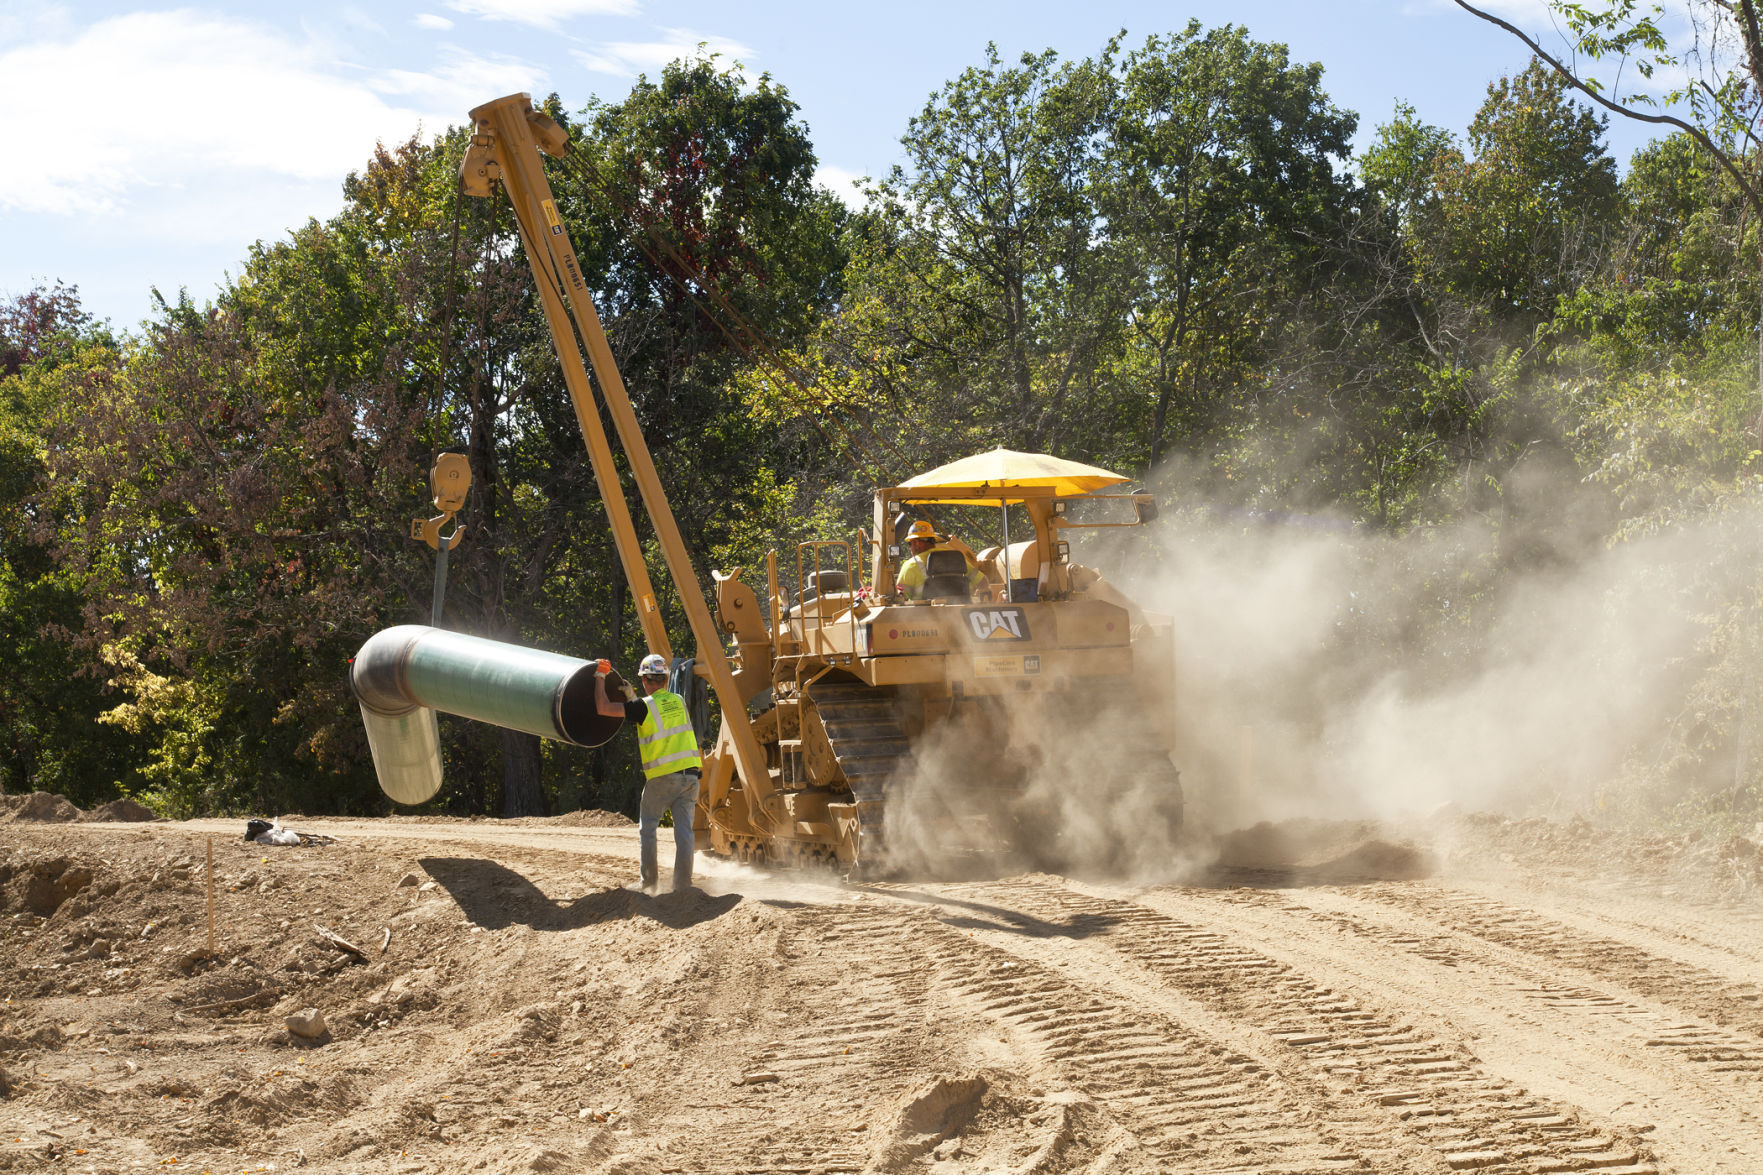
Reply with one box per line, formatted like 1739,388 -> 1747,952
462,92 -> 1177,872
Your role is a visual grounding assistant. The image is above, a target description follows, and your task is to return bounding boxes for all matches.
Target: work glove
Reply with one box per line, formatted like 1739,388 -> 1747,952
597,658 -> 611,675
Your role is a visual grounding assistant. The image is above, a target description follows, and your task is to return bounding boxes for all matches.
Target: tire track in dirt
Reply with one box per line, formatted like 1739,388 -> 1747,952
1455,878 -> 1763,979
907,918 -> 1402,1172
1173,883 -> 1763,1170
1354,885 -> 1763,1039
854,881 -> 1459,1173
1226,883 -> 1763,1084
692,901 -> 937,1175
930,878 -> 1662,1175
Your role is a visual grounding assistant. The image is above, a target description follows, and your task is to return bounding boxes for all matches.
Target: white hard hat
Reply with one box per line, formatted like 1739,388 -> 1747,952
639,653 -> 668,678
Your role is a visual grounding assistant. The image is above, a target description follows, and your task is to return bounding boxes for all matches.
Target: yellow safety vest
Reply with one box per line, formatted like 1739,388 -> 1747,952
637,688 -> 702,780
896,546 -> 986,599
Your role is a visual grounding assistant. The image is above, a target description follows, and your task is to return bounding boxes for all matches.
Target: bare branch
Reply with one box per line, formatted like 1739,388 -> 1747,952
1736,0 -> 1763,97
1453,0 -> 1763,216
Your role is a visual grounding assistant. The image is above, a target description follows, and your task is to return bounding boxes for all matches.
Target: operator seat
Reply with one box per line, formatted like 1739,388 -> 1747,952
921,550 -> 973,602
786,570 -> 849,619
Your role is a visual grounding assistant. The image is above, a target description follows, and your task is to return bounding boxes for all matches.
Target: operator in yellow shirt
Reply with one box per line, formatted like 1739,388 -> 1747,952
894,520 -> 987,600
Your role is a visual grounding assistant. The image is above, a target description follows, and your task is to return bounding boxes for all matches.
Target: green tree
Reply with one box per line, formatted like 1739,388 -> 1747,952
851,44 -> 1120,466
564,57 -> 849,564
1105,23 -> 1360,467
1359,102 -> 1455,230
1455,0 -> 1763,434
35,61 -> 850,820
0,285 -> 144,802
802,27 -> 1360,490
1427,59 -> 1620,325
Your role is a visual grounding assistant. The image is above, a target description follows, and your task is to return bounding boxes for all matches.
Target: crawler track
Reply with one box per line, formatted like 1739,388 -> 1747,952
809,681 -> 910,861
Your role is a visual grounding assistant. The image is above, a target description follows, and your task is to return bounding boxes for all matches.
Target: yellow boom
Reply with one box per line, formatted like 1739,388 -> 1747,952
458,93 -> 775,831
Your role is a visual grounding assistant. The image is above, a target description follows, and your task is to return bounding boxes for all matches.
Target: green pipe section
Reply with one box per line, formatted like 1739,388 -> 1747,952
352,625 -> 624,805
357,703 -> 444,806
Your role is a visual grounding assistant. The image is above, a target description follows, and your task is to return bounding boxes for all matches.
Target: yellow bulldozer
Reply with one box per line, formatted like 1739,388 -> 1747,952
356,94 -> 1180,875
702,452 -> 1180,870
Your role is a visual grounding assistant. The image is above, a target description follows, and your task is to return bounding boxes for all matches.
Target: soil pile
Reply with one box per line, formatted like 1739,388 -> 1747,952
1207,817 -> 1435,882
1,791 -> 84,823
0,792 -> 162,824
83,798 -> 159,823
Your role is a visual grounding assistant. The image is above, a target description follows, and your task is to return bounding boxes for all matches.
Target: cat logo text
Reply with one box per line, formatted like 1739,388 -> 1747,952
966,607 -> 1031,641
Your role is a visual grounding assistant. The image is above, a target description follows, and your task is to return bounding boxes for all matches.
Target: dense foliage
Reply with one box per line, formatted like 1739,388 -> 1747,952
4,34 -> 1762,830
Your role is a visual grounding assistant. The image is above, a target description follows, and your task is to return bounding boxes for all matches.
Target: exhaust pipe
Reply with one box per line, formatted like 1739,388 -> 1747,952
352,625 -> 625,805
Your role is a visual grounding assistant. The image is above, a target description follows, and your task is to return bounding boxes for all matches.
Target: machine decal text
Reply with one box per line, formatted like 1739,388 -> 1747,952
967,608 -> 1030,641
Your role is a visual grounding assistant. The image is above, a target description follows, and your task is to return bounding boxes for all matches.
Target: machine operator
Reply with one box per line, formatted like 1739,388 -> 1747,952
894,519 -> 987,601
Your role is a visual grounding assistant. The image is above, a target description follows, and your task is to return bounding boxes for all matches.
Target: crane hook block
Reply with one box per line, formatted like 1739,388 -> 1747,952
430,452 -> 472,512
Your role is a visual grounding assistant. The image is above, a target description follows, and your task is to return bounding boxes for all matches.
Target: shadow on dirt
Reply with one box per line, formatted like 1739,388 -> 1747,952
853,885 -> 1120,940
417,856 -> 741,931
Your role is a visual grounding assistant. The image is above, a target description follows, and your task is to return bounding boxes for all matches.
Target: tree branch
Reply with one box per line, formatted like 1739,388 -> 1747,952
1453,0 -> 1763,216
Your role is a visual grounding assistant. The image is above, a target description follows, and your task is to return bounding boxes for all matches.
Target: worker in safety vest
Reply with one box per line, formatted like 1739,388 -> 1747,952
595,652 -> 702,895
894,519 -> 986,600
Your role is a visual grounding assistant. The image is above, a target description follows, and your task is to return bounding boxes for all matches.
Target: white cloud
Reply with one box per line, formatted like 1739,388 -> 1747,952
443,0 -> 637,30
571,27 -> 755,77
0,0 -> 73,45
813,164 -> 869,208
336,6 -> 387,37
414,13 -> 455,31
0,11 -> 545,219
373,46 -> 550,113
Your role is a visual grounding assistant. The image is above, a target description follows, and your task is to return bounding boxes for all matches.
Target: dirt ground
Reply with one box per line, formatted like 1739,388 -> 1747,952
3,794 -> 1762,1175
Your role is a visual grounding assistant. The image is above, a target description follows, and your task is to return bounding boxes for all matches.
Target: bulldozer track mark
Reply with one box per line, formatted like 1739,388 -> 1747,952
1206,883 -> 1763,1083
1149,880 -> 1763,1170
1523,981 -> 1763,1074
695,905 -> 935,1175
1206,884 -> 1474,968
940,878 -> 1662,1175
913,917 -> 1399,1172
1482,886 -> 1763,971
1352,886 -> 1763,1038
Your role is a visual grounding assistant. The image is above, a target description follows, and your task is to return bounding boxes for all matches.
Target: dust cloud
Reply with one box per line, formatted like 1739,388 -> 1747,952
1104,490 -> 1761,833
871,471 -> 1759,882
881,688 -> 1189,883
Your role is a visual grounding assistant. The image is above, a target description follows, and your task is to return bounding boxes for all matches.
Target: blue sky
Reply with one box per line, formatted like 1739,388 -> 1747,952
1,1 -> 1682,330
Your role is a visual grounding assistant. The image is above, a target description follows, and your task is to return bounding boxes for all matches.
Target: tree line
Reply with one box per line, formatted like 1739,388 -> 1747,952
3,22 -> 1760,826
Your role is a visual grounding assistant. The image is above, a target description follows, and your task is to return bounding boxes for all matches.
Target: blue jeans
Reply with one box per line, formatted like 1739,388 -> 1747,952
639,771 -> 700,893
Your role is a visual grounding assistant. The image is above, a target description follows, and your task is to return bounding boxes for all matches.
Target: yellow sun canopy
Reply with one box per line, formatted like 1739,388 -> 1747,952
895,448 -> 1129,504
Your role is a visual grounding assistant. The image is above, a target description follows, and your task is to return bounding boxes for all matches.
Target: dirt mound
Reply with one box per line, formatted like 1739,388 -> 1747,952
0,823 -> 768,1173
866,1072 -> 1118,1173
4,810 -> 1750,1173
1210,818 -> 1435,881
0,853 -> 100,916
84,798 -> 160,822
387,808 -> 636,827
547,808 -> 635,828
0,791 -> 84,822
